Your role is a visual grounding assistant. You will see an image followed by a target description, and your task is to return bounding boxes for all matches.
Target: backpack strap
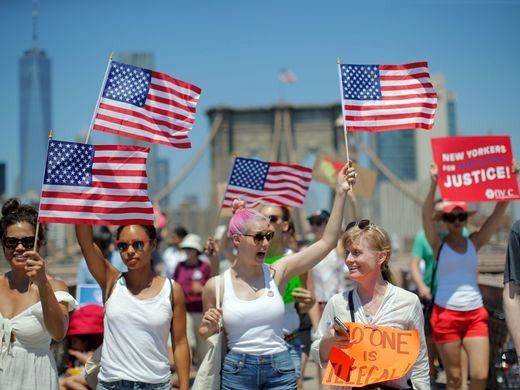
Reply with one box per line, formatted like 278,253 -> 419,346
429,238 -> 446,303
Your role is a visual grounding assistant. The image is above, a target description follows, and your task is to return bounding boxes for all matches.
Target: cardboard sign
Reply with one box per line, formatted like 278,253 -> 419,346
76,284 -> 103,306
431,136 -> 519,202
313,155 -> 378,198
323,322 -> 420,387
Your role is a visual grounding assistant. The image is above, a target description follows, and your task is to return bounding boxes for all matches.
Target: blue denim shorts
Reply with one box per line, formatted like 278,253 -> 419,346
221,350 -> 297,390
97,379 -> 170,390
286,337 -> 302,379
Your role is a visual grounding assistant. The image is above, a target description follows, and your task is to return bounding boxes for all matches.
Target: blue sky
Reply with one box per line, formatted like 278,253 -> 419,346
1,0 -> 519,210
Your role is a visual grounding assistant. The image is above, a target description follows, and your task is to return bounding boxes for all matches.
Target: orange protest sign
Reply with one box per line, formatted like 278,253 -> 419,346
312,155 -> 377,199
323,322 -> 420,387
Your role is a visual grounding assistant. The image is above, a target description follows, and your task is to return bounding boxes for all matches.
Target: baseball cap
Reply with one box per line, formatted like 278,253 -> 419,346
67,304 -> 104,336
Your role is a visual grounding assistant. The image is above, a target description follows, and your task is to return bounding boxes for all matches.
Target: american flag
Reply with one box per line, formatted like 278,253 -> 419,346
339,62 -> 437,132
92,61 -> 201,148
221,157 -> 313,208
38,140 -> 154,225
279,69 -> 297,84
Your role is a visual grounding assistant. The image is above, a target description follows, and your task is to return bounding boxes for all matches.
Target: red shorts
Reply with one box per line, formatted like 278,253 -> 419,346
430,304 -> 489,343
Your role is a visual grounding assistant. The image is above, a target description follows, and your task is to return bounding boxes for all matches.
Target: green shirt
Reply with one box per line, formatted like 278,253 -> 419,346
411,228 -> 469,292
264,254 -> 302,304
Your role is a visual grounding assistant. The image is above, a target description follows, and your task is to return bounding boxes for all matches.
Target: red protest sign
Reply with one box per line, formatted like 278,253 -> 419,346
431,136 -> 519,202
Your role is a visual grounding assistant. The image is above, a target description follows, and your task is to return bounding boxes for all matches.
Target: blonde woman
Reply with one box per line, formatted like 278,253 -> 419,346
310,220 -> 430,389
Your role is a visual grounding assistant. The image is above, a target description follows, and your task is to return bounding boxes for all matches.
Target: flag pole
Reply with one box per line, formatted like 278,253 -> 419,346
337,57 -> 351,162
84,53 -> 113,144
31,129 -> 54,290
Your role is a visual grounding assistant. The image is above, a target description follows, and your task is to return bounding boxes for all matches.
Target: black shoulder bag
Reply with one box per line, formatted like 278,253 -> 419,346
423,239 -> 445,337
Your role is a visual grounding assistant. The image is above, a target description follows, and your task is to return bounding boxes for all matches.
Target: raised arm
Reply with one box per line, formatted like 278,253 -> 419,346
470,202 -> 508,251
171,282 -> 190,390
470,160 -> 518,251
75,224 -> 119,293
275,162 -> 356,284
422,163 -> 441,252
25,251 -> 70,341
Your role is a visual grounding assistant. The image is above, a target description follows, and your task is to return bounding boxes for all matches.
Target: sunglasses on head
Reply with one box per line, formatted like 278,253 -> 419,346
345,219 -> 370,232
2,236 -> 36,250
116,239 -> 149,252
442,212 -> 468,223
242,231 -> 275,244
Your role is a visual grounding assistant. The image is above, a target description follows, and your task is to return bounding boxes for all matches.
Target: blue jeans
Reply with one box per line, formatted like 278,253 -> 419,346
221,350 -> 297,390
286,337 -> 302,379
97,380 -> 170,390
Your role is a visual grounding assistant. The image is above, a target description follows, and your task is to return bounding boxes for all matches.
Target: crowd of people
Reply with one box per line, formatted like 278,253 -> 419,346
1,159 -> 519,390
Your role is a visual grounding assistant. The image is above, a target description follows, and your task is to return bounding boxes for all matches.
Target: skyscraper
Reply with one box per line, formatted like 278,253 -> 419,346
19,46 -> 52,194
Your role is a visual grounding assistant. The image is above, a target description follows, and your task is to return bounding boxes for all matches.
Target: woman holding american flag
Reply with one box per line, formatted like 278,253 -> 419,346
199,161 -> 356,390
75,223 -> 190,390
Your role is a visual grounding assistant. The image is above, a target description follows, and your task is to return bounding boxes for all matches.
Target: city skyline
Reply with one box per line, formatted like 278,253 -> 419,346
1,1 -> 519,213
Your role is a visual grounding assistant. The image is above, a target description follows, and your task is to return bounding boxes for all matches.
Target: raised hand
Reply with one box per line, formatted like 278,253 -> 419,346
338,161 -> 357,193
23,250 -> 47,286
430,162 -> 439,183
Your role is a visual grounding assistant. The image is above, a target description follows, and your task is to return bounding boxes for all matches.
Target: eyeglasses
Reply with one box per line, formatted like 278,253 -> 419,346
268,215 -> 282,224
345,219 -> 370,232
442,213 -> 468,223
2,236 -> 36,250
242,231 -> 275,244
116,239 -> 149,252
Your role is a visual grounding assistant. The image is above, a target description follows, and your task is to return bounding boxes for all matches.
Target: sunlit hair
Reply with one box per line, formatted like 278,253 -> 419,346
341,223 -> 394,283
227,199 -> 268,238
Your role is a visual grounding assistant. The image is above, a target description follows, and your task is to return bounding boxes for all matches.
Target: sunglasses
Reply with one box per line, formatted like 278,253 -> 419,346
442,212 -> 468,223
116,239 -> 149,252
2,236 -> 36,250
345,219 -> 370,232
242,231 -> 275,244
268,215 -> 282,224
309,218 -> 325,227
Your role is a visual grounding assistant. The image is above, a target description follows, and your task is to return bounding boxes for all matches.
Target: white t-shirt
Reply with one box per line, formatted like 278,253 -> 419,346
312,249 -> 346,302
310,284 -> 430,390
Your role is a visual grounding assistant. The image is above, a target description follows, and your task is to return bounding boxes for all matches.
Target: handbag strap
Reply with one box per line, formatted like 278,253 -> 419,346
216,275 -> 221,309
216,274 -> 224,331
429,238 -> 446,303
348,290 -> 355,322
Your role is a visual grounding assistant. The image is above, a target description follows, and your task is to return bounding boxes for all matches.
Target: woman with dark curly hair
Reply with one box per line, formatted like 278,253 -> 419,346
0,198 -> 77,389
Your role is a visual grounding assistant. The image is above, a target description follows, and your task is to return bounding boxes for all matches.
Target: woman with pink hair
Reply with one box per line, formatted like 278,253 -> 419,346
198,162 -> 356,390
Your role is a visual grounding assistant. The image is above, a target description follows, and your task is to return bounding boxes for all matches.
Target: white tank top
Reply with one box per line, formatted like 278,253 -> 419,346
222,264 -> 286,355
435,239 -> 483,311
99,277 -> 173,383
